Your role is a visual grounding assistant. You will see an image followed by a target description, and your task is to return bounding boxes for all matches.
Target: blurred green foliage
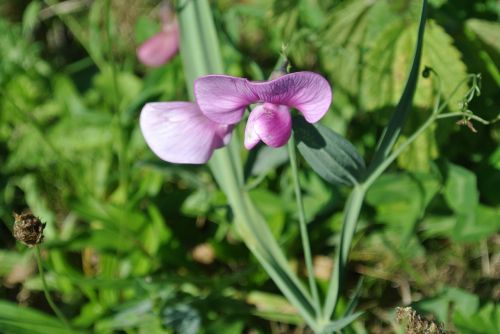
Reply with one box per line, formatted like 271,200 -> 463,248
0,0 -> 498,333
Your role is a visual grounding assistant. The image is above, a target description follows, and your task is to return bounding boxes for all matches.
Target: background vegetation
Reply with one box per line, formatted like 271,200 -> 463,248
0,0 -> 499,333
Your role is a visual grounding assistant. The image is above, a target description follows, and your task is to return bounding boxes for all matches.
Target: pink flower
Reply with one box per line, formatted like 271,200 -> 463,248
140,102 -> 232,163
137,15 -> 179,67
194,72 -> 332,149
139,72 -> 332,164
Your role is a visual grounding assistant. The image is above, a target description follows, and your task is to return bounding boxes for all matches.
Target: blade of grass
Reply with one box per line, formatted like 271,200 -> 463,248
368,0 -> 428,172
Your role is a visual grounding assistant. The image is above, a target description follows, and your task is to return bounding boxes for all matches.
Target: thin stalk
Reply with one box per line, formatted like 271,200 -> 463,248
363,108 -> 494,190
436,112 -> 494,124
288,136 -> 322,318
34,246 -> 73,332
322,185 -> 365,321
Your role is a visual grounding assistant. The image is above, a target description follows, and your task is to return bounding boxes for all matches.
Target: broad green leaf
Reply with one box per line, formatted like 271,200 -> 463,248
294,117 -> 366,186
454,303 -> 500,334
452,205 -> 500,242
420,215 -> 457,239
414,287 -> 481,324
418,20 -> 468,108
365,171 -> 439,251
361,14 -> 467,114
446,287 -> 479,317
444,163 -> 479,214
320,0 -> 373,96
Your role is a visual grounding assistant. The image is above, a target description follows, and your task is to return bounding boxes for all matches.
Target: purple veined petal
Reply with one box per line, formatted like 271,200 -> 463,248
140,102 -> 231,164
194,75 -> 259,124
244,103 -> 292,150
250,72 -> 332,123
137,22 -> 179,68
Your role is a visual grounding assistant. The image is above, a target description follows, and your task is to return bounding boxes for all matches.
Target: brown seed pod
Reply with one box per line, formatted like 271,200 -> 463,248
13,212 -> 46,247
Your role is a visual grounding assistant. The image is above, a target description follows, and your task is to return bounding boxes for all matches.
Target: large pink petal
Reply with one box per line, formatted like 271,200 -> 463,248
194,75 -> 259,124
250,72 -> 332,123
244,103 -> 292,149
140,102 -> 231,164
137,24 -> 179,68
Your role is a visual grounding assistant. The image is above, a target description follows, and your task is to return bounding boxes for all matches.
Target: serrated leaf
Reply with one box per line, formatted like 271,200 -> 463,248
361,15 -> 467,113
293,117 -> 366,186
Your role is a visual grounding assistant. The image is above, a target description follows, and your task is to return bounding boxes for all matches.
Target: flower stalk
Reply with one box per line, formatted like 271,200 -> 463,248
288,136 -> 322,318
34,246 -> 73,332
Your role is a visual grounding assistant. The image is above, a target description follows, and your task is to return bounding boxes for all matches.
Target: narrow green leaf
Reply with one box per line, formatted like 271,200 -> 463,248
0,301 -> 73,334
294,117 -> 366,186
320,311 -> 363,334
22,1 -> 42,36
344,277 -> 364,317
368,0 -> 428,170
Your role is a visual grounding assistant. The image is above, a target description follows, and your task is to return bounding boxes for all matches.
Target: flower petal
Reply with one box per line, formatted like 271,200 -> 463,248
140,102 -> 231,164
137,25 -> 179,67
250,72 -> 332,123
194,75 -> 259,124
244,103 -> 291,149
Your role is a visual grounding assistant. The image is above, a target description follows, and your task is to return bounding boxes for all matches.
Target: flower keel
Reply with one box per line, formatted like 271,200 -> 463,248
244,103 -> 292,149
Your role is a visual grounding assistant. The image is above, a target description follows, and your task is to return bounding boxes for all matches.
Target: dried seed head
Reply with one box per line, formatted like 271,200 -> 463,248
13,212 -> 46,247
395,307 -> 447,334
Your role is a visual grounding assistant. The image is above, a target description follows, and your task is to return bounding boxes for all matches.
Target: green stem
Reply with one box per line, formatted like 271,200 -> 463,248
322,185 -> 365,321
288,136 -> 322,318
34,246 -> 73,332
436,111 -> 493,124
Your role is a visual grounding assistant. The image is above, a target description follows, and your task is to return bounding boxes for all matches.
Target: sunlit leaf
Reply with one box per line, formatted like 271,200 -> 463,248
444,163 -> 479,214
